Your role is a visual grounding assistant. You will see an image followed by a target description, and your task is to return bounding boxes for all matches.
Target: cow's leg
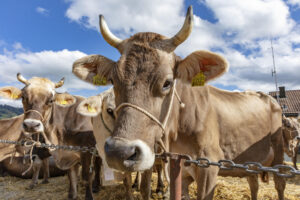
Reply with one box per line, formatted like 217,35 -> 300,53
41,157 -> 50,184
28,156 -> 42,189
92,156 -> 102,193
293,146 -> 298,170
124,172 -> 134,200
68,164 -> 80,200
247,175 -> 259,200
81,152 -> 94,200
155,163 -> 164,196
195,167 -> 218,200
140,168 -> 153,200
271,128 -> 286,200
273,174 -> 285,200
132,171 -> 141,191
182,175 -> 193,200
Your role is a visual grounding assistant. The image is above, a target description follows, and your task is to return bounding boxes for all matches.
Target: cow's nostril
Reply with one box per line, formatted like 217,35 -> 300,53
126,146 -> 140,161
23,122 -> 27,128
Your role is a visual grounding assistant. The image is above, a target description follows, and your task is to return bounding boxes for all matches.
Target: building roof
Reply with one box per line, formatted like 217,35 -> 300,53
269,89 -> 300,117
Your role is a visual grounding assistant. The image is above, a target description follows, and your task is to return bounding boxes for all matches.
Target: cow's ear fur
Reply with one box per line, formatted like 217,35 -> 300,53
72,55 -> 115,86
176,50 -> 228,84
77,95 -> 103,117
0,86 -> 22,99
55,93 -> 76,107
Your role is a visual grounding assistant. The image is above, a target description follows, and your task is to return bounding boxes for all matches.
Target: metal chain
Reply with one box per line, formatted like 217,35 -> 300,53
184,157 -> 300,178
2,139 -> 300,178
0,139 -> 99,157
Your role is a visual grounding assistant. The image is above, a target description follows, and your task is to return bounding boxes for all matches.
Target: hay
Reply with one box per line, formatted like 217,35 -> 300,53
0,164 -> 299,199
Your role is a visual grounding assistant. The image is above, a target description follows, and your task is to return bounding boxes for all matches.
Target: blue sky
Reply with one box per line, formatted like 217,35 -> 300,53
0,0 -> 300,107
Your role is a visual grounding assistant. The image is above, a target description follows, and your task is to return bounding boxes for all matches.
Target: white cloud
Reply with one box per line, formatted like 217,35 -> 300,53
64,0 -> 300,93
205,0 -> 294,41
287,0 -> 300,7
0,47 -> 98,94
36,7 -> 49,15
0,99 -> 22,107
66,0 -> 184,35
12,42 -> 24,50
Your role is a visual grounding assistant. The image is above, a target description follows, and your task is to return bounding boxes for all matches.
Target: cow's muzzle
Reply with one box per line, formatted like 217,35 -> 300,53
23,119 -> 44,133
104,137 -> 155,172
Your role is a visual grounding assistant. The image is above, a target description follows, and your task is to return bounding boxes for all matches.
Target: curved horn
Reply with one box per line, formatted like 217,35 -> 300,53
99,15 -> 123,50
55,77 -> 65,88
167,6 -> 193,51
17,73 -> 29,85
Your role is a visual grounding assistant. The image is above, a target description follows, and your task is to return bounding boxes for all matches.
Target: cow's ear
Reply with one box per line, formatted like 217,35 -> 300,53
72,55 -> 115,86
176,50 -> 228,86
55,93 -> 76,107
77,96 -> 103,117
0,86 -> 22,99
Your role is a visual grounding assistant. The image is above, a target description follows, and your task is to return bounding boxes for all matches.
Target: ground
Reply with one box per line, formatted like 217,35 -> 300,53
0,166 -> 299,200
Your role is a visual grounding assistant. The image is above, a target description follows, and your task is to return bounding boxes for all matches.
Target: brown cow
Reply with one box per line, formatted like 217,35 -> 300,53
282,116 -> 300,169
0,114 -> 55,187
0,74 -> 101,200
0,155 -> 65,178
77,88 -> 168,199
72,6 -> 285,200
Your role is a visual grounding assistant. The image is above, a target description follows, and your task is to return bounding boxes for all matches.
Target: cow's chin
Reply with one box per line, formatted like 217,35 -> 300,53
105,137 -> 155,172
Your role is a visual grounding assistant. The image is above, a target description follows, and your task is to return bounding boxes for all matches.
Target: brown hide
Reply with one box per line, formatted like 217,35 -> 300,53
0,155 -> 65,178
0,115 -> 24,162
46,96 -> 94,170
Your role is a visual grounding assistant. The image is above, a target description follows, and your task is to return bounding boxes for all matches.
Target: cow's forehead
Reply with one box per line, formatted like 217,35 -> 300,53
116,43 -> 175,85
24,77 -> 55,96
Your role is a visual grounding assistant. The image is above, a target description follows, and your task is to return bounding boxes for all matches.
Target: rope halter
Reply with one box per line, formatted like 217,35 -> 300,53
24,109 -> 45,122
114,80 -> 185,149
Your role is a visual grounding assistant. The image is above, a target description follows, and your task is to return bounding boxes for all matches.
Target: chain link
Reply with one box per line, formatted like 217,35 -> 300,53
169,153 -> 300,178
0,139 -> 99,157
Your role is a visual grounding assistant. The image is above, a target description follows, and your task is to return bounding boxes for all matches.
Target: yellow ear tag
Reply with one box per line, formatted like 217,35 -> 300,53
87,105 -> 97,113
11,93 -> 19,99
192,72 -> 206,87
93,74 -> 107,86
60,100 -> 68,105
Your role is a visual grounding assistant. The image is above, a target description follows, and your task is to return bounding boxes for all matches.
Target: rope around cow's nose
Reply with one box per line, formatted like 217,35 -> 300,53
114,80 -> 184,134
113,80 -> 185,155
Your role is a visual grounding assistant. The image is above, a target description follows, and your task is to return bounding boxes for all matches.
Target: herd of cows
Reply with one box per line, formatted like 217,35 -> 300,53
0,6 -> 299,200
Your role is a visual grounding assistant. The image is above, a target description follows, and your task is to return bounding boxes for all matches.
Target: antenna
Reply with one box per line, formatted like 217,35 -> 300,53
271,38 -> 279,102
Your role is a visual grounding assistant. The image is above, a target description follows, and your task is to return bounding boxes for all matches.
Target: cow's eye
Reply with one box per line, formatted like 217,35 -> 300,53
47,99 -> 54,105
21,96 -> 28,103
106,108 -> 114,118
162,80 -> 173,91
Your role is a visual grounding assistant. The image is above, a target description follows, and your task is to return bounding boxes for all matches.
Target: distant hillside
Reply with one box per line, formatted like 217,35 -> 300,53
0,105 -> 23,119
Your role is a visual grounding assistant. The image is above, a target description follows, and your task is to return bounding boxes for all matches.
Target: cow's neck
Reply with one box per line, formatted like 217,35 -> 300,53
167,82 -> 212,153
43,104 -> 64,145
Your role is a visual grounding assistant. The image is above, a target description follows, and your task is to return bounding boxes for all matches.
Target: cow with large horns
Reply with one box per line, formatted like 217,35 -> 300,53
0,74 -> 101,200
72,6 -> 286,200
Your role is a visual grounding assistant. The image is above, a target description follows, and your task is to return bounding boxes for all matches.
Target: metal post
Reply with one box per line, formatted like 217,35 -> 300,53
161,152 -> 191,200
170,157 -> 182,200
